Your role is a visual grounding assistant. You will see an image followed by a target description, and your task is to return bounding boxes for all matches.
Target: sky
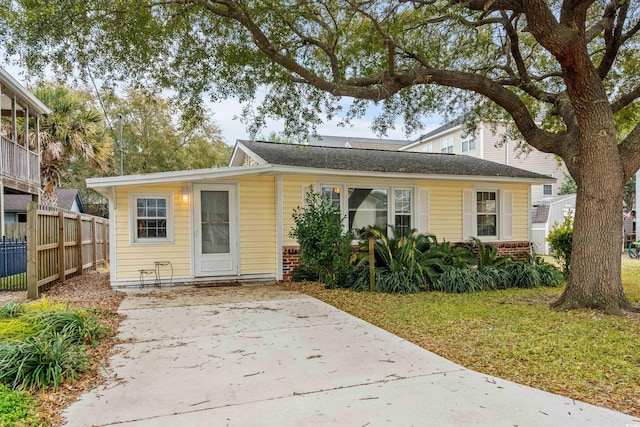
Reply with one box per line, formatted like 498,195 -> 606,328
3,62 -> 442,146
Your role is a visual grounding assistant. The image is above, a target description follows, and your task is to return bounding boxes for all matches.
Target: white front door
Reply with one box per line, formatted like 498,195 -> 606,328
194,184 -> 238,277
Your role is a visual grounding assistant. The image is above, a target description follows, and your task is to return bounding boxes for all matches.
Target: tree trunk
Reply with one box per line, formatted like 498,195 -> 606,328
552,132 -> 635,315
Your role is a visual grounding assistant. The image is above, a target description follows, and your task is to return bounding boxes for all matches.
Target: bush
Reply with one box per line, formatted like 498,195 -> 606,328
290,188 -> 353,288
290,265 -> 319,282
502,256 -> 564,288
434,267 -> 500,293
547,214 -> 573,276
0,302 -> 25,319
347,227 -> 433,294
0,384 -> 39,426
36,309 -> 108,345
0,333 -> 88,390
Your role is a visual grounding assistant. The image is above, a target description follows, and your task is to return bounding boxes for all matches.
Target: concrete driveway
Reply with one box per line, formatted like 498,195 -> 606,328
64,285 -> 638,426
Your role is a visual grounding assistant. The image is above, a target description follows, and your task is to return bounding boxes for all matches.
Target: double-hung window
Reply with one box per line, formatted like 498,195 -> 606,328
320,184 -> 413,238
462,139 -> 476,152
440,136 -> 454,153
130,193 -> 173,243
476,191 -> 497,237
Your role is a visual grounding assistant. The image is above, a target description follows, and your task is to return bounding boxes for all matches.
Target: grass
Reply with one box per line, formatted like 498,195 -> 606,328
285,255 -> 640,416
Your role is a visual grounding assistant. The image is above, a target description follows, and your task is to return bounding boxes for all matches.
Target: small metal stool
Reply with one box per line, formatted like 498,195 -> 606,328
139,269 -> 156,289
154,261 -> 173,286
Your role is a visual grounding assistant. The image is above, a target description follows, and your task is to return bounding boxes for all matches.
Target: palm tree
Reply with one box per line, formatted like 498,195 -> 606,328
32,85 -> 109,207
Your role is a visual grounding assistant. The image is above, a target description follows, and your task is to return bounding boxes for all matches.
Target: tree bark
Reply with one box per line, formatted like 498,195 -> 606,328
552,123 -> 635,315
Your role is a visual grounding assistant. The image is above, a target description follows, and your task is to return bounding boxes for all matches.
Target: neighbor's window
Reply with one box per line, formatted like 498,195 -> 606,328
421,143 -> 433,153
131,194 -> 173,243
476,191 -> 497,237
462,139 -> 476,152
440,136 -> 454,153
543,184 -> 553,195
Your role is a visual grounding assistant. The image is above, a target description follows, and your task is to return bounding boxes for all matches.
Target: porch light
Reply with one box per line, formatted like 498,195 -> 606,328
334,187 -> 340,194
182,185 -> 189,204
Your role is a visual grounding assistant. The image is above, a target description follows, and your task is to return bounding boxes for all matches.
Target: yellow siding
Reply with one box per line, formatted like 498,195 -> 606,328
115,183 -> 191,281
503,183 -> 530,240
282,176 -> 314,245
237,176 -> 277,274
281,175 -> 530,243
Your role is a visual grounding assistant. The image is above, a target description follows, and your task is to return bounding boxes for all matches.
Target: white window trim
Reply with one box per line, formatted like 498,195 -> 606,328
317,181 -> 417,237
129,192 -> 174,245
471,188 -> 501,241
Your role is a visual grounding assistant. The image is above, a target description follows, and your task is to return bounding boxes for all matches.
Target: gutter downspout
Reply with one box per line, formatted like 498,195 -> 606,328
276,175 -> 283,281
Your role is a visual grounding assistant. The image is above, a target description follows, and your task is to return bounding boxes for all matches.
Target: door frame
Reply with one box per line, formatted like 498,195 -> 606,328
192,182 -> 239,277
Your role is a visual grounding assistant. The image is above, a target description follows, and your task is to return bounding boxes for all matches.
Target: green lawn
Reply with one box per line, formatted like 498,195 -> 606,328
285,255 -> 640,416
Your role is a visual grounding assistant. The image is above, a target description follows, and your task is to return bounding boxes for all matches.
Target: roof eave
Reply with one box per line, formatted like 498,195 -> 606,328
0,68 -> 52,115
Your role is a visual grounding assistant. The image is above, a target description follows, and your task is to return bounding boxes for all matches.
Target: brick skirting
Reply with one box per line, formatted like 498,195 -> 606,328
282,240 -> 532,280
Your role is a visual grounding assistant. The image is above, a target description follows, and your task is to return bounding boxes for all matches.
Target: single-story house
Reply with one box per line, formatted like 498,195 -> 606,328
4,189 -> 85,224
530,194 -> 577,255
86,140 -> 554,287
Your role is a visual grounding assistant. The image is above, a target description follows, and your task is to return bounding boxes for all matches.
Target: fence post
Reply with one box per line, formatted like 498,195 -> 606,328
77,214 -> 83,275
58,210 -> 66,283
92,217 -> 97,270
26,202 -> 38,299
102,220 -> 108,265
369,236 -> 375,292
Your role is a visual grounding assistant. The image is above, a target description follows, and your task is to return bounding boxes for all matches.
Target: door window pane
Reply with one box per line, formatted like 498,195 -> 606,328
201,191 -> 230,254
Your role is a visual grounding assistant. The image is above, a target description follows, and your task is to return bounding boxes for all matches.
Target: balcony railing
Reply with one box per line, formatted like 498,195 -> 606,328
1,136 -> 40,188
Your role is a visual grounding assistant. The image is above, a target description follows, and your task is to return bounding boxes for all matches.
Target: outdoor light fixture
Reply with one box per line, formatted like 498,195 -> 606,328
182,185 -> 189,204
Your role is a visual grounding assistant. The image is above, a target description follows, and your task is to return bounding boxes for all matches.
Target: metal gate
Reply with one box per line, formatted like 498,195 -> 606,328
0,236 -> 27,291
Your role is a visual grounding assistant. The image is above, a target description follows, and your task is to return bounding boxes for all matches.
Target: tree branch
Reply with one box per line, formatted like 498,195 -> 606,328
611,87 -> 640,113
618,122 -> 640,181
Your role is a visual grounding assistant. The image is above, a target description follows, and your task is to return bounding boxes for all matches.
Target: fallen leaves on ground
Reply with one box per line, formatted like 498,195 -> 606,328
282,280 -> 640,418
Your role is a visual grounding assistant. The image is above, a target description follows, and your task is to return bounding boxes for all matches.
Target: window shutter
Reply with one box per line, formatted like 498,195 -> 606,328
501,190 -> 513,240
418,188 -> 430,234
462,189 -> 474,240
302,184 -> 310,208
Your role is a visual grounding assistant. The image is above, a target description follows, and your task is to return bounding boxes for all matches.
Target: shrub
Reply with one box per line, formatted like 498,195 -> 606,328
502,256 -> 564,288
0,302 -> 25,319
0,384 -> 39,426
348,227 -> 432,293
434,267 -> 498,293
465,237 -> 511,269
290,265 -> 319,282
290,188 -> 353,288
0,333 -> 88,390
546,214 -> 573,276
35,309 -> 109,345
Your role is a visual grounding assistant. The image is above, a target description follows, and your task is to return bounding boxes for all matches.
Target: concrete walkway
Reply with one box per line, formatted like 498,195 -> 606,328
64,286 -> 638,426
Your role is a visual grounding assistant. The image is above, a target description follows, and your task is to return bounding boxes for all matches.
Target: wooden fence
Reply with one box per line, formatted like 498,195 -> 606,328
5,223 -> 27,239
27,202 -> 109,299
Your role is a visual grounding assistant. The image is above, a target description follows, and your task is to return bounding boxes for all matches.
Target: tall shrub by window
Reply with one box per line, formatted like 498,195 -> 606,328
290,188 -> 353,287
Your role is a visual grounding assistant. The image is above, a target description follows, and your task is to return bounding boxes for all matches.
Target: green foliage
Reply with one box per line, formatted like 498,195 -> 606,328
558,174 -> 577,195
0,302 -> 25,319
0,333 -> 88,390
0,384 -> 39,427
290,188 -> 353,288
465,238 -> 511,269
547,215 -> 574,276
433,267 -> 498,293
35,310 -> 109,345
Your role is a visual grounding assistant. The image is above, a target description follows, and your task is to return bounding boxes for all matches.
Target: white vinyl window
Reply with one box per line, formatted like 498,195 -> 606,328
130,193 -> 173,244
543,184 -> 553,195
462,139 -> 476,152
476,191 -> 498,237
421,143 -> 433,153
320,184 -> 414,238
440,136 -> 454,153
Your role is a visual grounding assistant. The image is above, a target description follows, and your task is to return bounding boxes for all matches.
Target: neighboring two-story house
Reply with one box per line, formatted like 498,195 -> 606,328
0,68 -> 52,237
399,121 -> 568,202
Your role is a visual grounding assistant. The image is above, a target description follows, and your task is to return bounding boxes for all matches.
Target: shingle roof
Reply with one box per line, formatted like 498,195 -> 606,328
4,189 -> 82,212
240,140 -> 553,180
309,135 -> 409,148
413,119 -> 463,142
531,204 -> 550,223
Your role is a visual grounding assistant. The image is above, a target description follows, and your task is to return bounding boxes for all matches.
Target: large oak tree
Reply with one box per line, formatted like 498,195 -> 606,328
5,0 -> 640,313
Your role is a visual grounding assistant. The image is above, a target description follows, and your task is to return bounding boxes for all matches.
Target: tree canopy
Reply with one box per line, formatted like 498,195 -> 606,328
5,0 -> 640,313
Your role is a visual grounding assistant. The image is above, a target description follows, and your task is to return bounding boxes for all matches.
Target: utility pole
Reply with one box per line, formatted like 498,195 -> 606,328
118,114 -> 123,176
